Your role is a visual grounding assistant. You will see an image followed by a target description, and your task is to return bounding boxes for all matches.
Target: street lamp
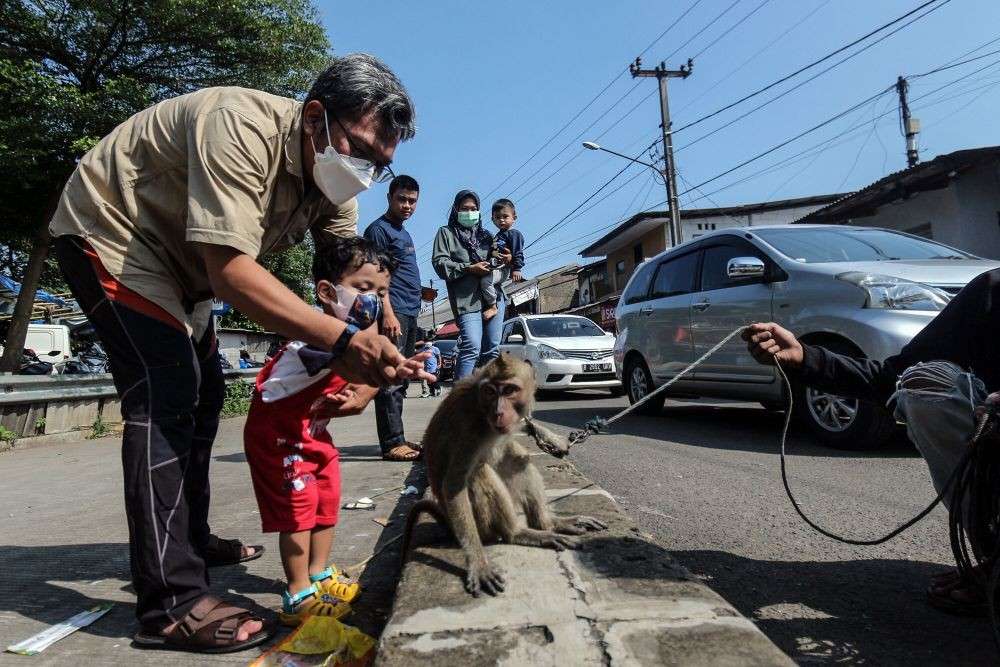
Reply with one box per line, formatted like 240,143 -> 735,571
583,140 -> 680,247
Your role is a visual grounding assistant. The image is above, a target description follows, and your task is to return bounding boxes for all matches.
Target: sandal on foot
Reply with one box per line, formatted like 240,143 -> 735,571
311,566 -> 361,603
202,535 -> 264,567
132,595 -> 272,654
278,583 -> 352,627
382,444 -> 422,462
926,581 -> 988,617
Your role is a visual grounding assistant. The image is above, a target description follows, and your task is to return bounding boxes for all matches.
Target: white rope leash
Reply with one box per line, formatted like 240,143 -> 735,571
571,325 -> 969,546
569,325 -> 752,443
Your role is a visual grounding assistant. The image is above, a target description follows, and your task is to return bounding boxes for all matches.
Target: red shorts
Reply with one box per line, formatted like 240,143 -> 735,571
244,427 -> 341,533
243,350 -> 347,533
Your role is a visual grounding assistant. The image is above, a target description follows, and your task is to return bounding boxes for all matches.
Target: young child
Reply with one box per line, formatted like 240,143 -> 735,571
243,236 -> 395,626
480,198 -> 526,320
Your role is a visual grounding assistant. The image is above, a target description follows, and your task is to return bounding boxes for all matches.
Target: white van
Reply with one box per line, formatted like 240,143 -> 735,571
0,324 -> 73,359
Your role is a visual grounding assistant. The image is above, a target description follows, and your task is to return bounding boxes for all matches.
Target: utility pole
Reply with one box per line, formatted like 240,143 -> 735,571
896,75 -> 920,168
430,279 -> 437,330
630,57 -> 692,247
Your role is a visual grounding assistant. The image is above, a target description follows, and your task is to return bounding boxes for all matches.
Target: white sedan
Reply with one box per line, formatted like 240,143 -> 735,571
499,315 -> 624,395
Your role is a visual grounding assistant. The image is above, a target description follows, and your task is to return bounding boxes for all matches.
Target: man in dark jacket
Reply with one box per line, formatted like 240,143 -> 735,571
744,268 -> 999,615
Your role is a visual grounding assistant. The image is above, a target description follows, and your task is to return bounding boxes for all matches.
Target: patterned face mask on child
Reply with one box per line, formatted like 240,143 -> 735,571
329,284 -> 382,329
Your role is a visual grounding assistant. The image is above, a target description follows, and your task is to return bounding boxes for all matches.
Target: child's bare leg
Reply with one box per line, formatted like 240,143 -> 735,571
308,525 -> 335,576
279,530 -> 312,594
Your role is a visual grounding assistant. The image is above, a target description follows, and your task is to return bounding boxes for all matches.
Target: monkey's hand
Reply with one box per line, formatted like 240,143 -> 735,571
523,418 -> 570,458
554,515 -> 609,535
465,556 -> 505,597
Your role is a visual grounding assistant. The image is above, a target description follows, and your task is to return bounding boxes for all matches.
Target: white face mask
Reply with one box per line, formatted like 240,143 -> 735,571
311,111 -> 374,205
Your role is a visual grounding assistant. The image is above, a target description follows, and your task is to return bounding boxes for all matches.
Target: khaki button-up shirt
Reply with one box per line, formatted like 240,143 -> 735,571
50,86 -> 357,337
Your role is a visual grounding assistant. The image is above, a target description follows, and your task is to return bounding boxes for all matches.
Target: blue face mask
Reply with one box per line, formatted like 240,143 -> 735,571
330,284 -> 382,329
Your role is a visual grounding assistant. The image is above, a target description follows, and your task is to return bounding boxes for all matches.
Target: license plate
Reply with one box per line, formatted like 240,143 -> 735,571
583,363 -> 611,373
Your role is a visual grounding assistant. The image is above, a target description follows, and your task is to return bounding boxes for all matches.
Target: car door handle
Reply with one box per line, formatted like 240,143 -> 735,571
640,306 -> 653,315
692,300 -> 711,312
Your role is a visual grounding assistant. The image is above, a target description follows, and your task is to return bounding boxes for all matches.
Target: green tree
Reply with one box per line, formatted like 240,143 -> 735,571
221,242 -> 316,330
0,0 -> 330,370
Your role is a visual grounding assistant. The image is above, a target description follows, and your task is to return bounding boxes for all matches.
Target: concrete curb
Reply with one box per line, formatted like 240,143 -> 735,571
376,448 -> 792,666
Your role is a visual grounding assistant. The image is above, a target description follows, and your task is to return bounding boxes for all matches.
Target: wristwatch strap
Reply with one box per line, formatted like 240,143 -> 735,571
328,322 -> 360,361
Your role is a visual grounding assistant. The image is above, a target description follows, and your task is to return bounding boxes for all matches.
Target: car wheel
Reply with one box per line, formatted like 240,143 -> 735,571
625,357 -> 664,416
792,342 -> 896,450
609,385 -> 626,398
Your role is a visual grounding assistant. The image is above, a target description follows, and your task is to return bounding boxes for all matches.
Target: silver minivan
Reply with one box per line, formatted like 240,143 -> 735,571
614,224 -> 999,448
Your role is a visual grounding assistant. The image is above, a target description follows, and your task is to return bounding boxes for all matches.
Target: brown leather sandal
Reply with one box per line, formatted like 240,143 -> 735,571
382,444 -> 422,461
132,595 -> 273,653
202,535 -> 264,567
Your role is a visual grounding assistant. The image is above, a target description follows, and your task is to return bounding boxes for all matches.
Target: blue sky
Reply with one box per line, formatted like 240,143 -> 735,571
320,0 -> 1000,288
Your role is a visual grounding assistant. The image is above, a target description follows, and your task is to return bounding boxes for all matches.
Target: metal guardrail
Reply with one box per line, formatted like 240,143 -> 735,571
0,369 -> 259,406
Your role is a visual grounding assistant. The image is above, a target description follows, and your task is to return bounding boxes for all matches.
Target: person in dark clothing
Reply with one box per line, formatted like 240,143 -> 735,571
744,268 -> 1000,616
363,175 -> 423,462
492,198 -> 525,283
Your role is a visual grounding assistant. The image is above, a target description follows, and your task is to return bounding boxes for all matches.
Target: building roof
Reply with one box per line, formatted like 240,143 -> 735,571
579,193 -> 844,257
793,146 -> 1000,224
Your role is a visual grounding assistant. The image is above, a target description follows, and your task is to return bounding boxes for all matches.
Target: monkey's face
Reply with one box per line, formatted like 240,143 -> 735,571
479,379 -> 529,434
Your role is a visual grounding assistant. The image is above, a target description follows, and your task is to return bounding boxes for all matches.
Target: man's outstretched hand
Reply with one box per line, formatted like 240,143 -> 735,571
333,326 -> 432,386
742,323 -> 805,369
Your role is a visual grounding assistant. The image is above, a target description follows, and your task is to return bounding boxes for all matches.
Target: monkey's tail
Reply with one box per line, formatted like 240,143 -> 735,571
400,498 -> 450,567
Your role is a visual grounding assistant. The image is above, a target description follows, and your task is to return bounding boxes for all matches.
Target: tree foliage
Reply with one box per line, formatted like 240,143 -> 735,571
0,0 -> 331,287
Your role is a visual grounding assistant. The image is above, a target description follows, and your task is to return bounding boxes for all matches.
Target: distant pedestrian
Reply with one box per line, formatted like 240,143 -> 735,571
432,190 -> 513,380
416,339 -> 442,397
363,175 -> 424,461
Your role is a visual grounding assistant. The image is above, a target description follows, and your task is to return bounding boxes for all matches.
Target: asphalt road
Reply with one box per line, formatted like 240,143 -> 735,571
531,390 -> 996,665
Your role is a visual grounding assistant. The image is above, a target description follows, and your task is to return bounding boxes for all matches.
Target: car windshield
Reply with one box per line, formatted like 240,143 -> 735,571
753,228 -> 973,263
434,340 -> 457,353
526,317 -> 605,338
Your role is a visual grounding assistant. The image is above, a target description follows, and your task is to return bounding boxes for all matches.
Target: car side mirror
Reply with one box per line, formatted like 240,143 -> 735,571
507,334 -> 524,344
727,256 -> 766,280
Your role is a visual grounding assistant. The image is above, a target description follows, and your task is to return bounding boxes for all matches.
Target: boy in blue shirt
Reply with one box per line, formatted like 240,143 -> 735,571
480,198 -> 525,321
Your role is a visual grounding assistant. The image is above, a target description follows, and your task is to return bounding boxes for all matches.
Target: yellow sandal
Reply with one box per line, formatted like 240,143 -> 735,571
278,583 -> 352,627
310,566 -> 361,603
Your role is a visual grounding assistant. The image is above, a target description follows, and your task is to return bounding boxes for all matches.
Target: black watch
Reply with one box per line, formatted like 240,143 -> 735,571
330,322 -> 360,358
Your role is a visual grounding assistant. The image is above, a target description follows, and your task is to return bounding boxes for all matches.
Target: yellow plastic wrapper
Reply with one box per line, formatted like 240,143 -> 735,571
250,616 -> 375,667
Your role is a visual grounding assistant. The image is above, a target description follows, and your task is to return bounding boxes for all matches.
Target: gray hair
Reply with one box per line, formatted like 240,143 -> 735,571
307,53 -> 416,143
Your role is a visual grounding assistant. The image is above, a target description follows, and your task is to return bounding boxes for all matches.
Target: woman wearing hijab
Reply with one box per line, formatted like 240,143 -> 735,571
432,190 -> 512,380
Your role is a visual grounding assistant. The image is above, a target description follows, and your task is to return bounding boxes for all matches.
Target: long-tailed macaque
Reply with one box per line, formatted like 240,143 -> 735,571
403,355 -> 607,596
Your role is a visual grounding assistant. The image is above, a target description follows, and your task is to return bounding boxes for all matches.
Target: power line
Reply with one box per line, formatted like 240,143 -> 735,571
505,82 -> 643,199
500,0 -> 755,205
677,86 -> 896,197
910,44 -> 1000,79
658,0 -> 743,64
677,0 -> 833,115
481,0 -> 708,200
536,50 -> 1000,269
673,0 -> 950,154
691,0 -> 774,61
672,0 -> 951,136
516,96 -> 658,207
524,160 -> 638,251
683,57 -> 1000,204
